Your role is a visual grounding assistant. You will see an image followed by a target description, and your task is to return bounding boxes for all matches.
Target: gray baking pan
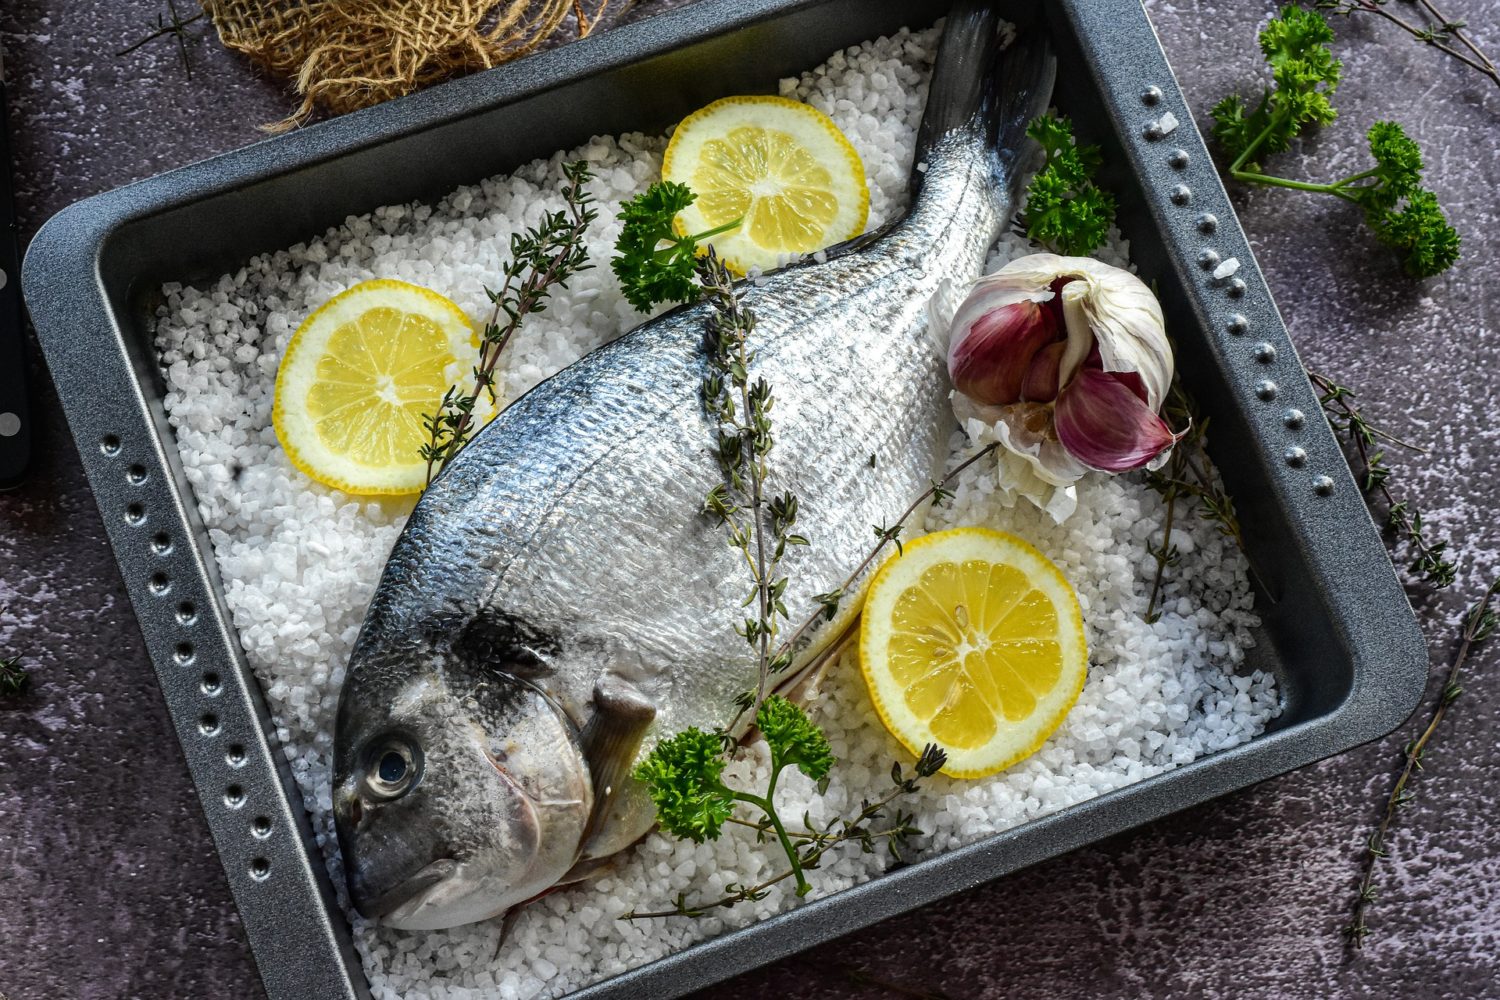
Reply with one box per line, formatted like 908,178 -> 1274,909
20,1 -> 1428,997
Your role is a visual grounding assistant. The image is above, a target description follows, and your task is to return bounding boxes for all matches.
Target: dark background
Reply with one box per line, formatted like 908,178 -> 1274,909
2,1 -> 1497,998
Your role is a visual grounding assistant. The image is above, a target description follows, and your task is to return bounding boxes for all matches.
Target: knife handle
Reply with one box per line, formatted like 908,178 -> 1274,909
0,77 -> 30,491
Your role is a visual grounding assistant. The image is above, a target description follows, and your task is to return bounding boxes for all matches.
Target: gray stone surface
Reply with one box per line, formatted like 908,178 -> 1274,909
1,1 -> 1496,998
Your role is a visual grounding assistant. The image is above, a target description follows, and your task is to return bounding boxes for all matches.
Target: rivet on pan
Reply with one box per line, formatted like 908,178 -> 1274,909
177,601 -> 198,625
1285,446 -> 1307,468
252,817 -> 273,840
1227,278 -> 1247,298
1313,475 -> 1335,496
1283,407 -> 1306,429
201,672 -> 222,696
152,532 -> 173,555
1168,148 -> 1189,169
200,713 -> 221,736
126,503 -> 147,526
149,572 -> 171,595
250,858 -> 271,882
100,434 -> 122,456
1142,85 -> 1163,106
1197,213 -> 1219,234
175,641 -> 195,664
226,744 -> 247,768
1255,380 -> 1278,401
1254,342 -> 1277,363
127,464 -> 148,485
1227,314 -> 1249,335
225,785 -> 246,809
1198,249 -> 1221,270
1170,184 -> 1192,205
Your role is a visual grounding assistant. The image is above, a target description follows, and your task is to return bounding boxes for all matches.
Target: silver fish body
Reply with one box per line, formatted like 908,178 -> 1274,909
333,5 -> 1054,932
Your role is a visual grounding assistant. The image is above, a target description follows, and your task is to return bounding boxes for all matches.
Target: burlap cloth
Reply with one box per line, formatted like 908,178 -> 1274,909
202,0 -> 622,130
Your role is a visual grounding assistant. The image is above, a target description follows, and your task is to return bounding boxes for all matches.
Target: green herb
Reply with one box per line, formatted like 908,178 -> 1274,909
117,0 -> 206,80
0,653 -> 28,699
627,724 -> 946,918
626,200 -> 959,918
1310,372 -> 1456,588
612,182 -> 743,313
1211,6 -> 1459,277
696,248 -> 802,708
1018,112 -> 1117,257
421,161 -> 596,483
1346,577 -> 1498,946
1143,383 -> 1259,622
1316,0 -> 1499,90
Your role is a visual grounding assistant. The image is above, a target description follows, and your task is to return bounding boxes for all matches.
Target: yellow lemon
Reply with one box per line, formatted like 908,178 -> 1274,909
663,95 -> 869,274
859,528 -> 1088,778
273,279 -> 483,496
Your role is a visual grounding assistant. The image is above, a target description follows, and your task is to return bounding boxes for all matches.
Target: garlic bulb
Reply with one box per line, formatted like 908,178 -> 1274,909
946,253 -> 1179,515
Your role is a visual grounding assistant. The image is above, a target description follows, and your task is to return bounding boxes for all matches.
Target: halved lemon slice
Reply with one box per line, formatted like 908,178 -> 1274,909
859,527 -> 1088,778
273,279 -> 482,496
663,95 -> 869,274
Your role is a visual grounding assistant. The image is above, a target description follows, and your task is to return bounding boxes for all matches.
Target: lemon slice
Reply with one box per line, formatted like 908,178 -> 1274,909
273,279 -> 482,496
663,95 -> 869,274
859,527 -> 1088,778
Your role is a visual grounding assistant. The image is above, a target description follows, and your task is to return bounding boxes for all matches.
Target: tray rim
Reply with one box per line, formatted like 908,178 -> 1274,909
20,1 -> 1428,998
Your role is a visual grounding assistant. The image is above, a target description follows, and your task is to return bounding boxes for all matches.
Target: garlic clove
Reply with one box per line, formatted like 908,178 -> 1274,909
946,297 -> 1060,406
1020,340 -> 1066,402
1054,365 -> 1179,472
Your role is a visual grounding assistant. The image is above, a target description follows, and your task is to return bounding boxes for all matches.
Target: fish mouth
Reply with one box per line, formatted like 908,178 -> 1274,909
358,857 -> 459,924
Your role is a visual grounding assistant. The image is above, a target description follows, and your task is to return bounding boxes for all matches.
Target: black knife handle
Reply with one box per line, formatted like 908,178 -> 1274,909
0,76 -> 30,491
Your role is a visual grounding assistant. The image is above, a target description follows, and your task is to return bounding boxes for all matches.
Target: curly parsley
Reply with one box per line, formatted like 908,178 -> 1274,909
1019,112 -> 1117,256
611,181 -> 742,312
1211,6 -> 1459,277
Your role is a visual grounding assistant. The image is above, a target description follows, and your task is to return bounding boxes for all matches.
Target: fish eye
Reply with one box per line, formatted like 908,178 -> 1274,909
364,737 -> 420,800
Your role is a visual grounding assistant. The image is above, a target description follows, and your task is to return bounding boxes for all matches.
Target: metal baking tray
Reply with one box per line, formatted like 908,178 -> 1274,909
21,0 -> 1428,997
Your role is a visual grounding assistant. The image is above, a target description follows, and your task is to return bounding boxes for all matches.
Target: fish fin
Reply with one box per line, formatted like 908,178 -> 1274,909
576,673 -> 657,859
557,853 -> 621,886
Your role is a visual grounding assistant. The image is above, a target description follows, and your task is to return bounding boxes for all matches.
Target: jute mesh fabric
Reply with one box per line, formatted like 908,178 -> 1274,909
202,0 -> 614,130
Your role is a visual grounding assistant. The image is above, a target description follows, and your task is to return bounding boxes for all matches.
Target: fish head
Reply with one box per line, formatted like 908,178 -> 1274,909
332,647 -> 592,930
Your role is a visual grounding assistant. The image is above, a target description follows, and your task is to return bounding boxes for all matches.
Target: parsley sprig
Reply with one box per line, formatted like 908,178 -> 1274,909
628,702 -> 945,918
1211,6 -> 1459,278
1018,112 -> 1117,257
611,181 -> 742,312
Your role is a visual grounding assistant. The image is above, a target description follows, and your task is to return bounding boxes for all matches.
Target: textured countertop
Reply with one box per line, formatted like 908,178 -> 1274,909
1,1 -> 1497,998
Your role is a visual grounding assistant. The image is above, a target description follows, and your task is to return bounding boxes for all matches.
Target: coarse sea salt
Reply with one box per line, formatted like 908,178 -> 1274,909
152,24 -> 1279,1000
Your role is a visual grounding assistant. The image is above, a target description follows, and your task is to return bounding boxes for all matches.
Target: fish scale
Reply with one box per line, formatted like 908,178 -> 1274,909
333,1 -> 1055,931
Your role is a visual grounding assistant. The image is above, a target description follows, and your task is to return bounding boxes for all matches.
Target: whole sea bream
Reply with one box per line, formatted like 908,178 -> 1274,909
333,2 -> 1055,931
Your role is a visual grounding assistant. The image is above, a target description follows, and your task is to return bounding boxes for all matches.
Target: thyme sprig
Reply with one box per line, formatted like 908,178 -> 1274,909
421,161 -> 596,484
0,653 -> 28,699
117,0 -> 206,80
1143,384 -> 1257,621
1346,577 -> 1499,946
697,249 -> 799,710
1311,372 -> 1457,588
1314,0 -> 1500,89
625,742 -> 946,919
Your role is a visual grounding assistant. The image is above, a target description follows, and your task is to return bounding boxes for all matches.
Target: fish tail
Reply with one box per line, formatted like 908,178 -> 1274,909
913,3 -> 1057,205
